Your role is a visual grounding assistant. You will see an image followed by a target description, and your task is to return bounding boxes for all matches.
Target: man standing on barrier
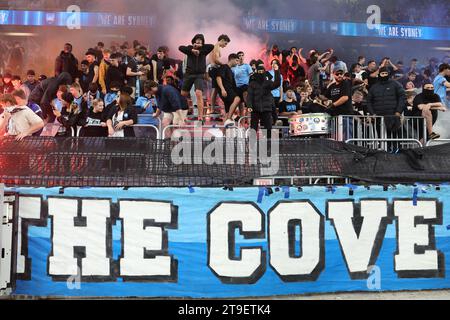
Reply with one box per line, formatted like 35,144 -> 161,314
366,67 -> 406,152
216,53 -> 241,128
179,34 -> 214,124
246,62 -> 281,140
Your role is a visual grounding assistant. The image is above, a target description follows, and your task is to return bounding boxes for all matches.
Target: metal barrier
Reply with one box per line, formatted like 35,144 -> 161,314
238,116 -> 252,129
162,124 -> 244,140
254,176 -> 352,186
426,139 -> 450,147
334,115 -> 427,151
132,124 -> 160,140
69,124 -> 160,140
346,138 -> 423,150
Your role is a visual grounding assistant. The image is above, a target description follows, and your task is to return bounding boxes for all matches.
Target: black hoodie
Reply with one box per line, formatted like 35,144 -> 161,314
179,35 -> 214,75
55,51 -> 79,80
29,72 -> 73,119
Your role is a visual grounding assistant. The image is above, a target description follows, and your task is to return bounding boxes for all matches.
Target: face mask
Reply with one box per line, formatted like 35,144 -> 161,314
254,73 -> 265,83
379,75 -> 389,82
423,89 -> 434,98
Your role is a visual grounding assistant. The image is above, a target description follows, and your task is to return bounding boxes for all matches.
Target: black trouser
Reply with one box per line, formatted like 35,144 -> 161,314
251,111 -> 273,139
272,99 -> 280,125
375,115 -> 402,152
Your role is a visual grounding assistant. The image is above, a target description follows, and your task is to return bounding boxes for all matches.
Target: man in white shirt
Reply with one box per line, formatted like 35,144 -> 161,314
0,94 -> 44,141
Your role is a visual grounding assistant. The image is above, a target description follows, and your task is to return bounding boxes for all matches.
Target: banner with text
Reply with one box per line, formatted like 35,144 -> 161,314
11,186 -> 450,298
242,16 -> 450,41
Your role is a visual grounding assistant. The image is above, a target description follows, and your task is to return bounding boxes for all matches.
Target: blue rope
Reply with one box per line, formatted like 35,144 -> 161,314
282,186 -> 290,199
257,187 -> 265,204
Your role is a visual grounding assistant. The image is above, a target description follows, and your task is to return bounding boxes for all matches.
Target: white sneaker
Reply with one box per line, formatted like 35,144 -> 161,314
224,119 -> 235,128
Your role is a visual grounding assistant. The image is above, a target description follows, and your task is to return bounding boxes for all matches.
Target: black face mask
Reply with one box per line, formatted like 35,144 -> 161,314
254,73 -> 265,83
423,89 -> 435,99
379,75 -> 389,82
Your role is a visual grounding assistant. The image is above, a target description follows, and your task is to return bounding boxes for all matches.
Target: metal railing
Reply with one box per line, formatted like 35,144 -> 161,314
162,124 -> 244,140
333,115 -> 427,151
132,124 -> 160,140
426,139 -> 450,147
46,114 -> 429,152
346,138 -> 423,149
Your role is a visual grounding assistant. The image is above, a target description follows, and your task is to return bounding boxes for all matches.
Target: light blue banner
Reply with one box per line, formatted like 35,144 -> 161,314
1,10 -> 448,41
9,185 -> 450,298
0,10 -> 155,28
242,16 -> 450,41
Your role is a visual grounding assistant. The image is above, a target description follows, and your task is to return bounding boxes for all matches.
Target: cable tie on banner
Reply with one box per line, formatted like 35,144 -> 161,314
257,187 -> 265,204
447,225 -> 450,231
327,186 -> 337,194
282,186 -> 290,199
412,186 -> 419,207
345,184 -> 358,196
59,187 -> 65,195
275,187 -> 281,193
415,183 -> 429,194
188,185 -> 195,194
266,187 -> 274,196
297,187 -> 303,192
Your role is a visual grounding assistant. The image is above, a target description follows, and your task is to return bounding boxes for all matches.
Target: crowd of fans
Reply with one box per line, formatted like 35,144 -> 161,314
0,35 -> 449,142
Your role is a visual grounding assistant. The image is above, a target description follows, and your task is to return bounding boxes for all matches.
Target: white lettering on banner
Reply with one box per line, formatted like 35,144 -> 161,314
269,202 -> 324,281
48,198 -> 112,279
208,203 -> 266,284
366,5 -> 381,30
98,14 -> 112,26
17,196 -> 43,278
327,200 -> 391,279
15,196 -> 445,284
119,201 -> 178,281
394,200 -> 444,278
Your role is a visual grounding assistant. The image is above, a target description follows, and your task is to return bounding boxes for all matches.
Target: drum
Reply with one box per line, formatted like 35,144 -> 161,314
289,113 -> 331,137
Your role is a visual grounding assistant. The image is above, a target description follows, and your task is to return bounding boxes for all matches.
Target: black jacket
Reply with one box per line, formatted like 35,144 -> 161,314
367,79 -> 406,116
179,44 -> 214,75
29,72 -> 73,119
246,71 -> 281,113
56,103 -> 88,137
105,66 -> 125,92
55,51 -> 79,80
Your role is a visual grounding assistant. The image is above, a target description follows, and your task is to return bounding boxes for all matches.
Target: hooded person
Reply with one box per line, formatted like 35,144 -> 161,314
55,43 -> 79,81
411,83 -> 447,140
246,63 -> 281,139
178,34 -> 214,123
29,72 -> 73,120
367,66 -> 407,152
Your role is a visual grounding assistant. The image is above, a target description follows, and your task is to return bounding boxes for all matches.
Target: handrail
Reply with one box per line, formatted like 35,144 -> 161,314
346,138 -> 423,148
72,124 -> 160,139
132,124 -> 160,139
426,139 -> 450,147
162,124 -> 244,140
